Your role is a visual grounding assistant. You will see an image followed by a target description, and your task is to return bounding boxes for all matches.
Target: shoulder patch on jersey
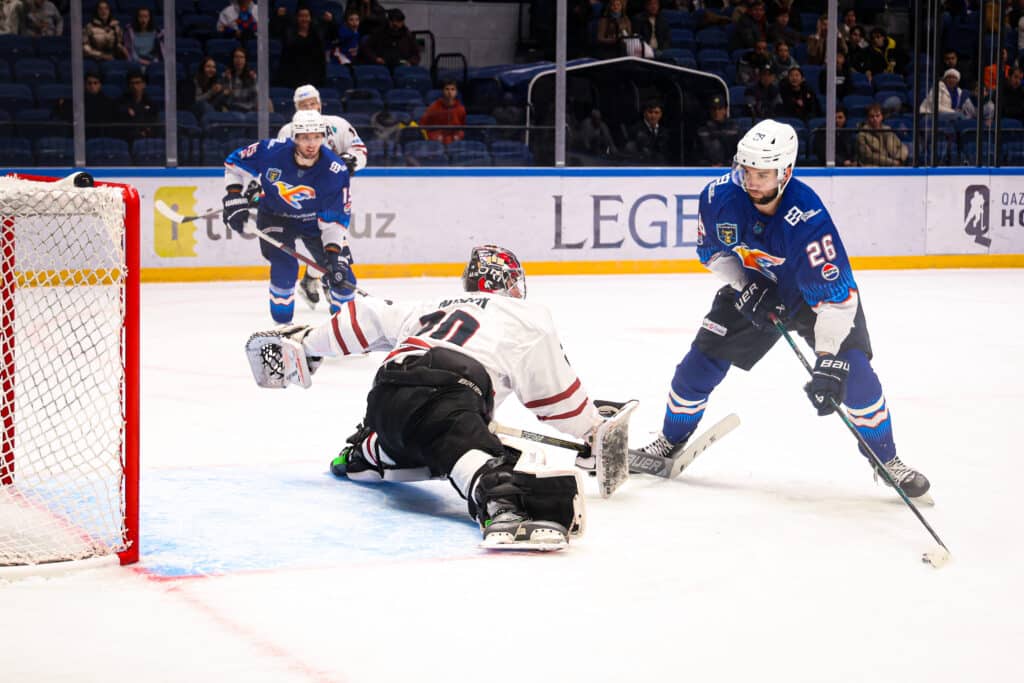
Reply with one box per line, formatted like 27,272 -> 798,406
239,142 -> 259,159
329,161 -> 342,174
266,167 -> 281,182
821,263 -> 840,281
701,318 -> 728,336
783,206 -> 822,226
697,214 -> 705,245
716,222 -> 738,246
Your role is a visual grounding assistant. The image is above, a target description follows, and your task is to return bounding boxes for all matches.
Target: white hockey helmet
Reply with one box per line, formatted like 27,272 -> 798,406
293,84 -> 321,108
290,109 -> 326,138
732,119 -> 799,200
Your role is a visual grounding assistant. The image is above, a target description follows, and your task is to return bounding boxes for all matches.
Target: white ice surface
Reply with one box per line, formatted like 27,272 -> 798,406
2,270 -> 1023,683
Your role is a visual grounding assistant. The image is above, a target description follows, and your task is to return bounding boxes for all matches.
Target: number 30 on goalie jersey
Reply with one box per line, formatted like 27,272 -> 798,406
303,294 -> 602,439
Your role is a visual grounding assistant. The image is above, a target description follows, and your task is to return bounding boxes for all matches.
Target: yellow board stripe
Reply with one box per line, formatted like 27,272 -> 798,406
12,269 -> 123,287
139,254 -> 1024,283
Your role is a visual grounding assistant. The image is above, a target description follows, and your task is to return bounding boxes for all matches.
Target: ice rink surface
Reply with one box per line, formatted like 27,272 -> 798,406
2,269 -> 1023,682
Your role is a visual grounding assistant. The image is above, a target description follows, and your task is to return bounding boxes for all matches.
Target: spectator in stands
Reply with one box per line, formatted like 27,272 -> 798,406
624,99 -> 670,163
125,7 -> 164,71
846,25 -> 870,73
83,1 -> 128,62
331,9 -> 361,65
943,48 -> 975,91
746,65 -> 780,119
0,0 -> 23,35
55,71 -> 117,138
819,49 -> 851,100
839,8 -> 856,42
20,0 -> 61,37
277,6 -> 326,88
766,10 -> 800,47
919,68 -> 978,119
812,105 -> 856,166
864,27 -> 894,78
220,46 -> 258,113
857,102 -> 908,167
595,0 -> 631,59
218,0 -> 258,41
118,72 -> 159,141
696,95 -> 739,166
770,40 -> 798,78
731,1 -> 768,51
492,92 -> 526,141
983,47 -> 1011,92
346,0 -> 386,37
1001,66 -> 1024,121
737,38 -> 771,85
778,65 -> 818,121
633,0 -> 670,56
805,14 -> 846,66
420,79 -> 466,145
364,8 -> 420,69
193,56 -> 227,116
572,108 -> 618,159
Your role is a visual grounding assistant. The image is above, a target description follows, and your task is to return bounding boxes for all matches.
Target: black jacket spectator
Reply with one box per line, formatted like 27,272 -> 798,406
56,73 -> 116,138
277,7 -> 326,88
625,101 -> 671,163
632,0 -> 671,54
118,73 -> 159,141
819,51 -> 852,101
812,108 -> 857,166
779,68 -> 819,121
746,68 -> 780,119
731,1 -> 768,51
1001,68 -> 1024,121
766,11 -> 800,47
363,8 -> 419,67
346,0 -> 386,36
696,97 -> 740,166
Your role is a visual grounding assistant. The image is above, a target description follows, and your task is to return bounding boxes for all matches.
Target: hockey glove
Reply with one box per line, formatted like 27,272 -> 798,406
222,184 -> 251,233
325,244 -> 357,297
340,153 -> 358,175
804,354 -> 850,416
735,280 -> 786,329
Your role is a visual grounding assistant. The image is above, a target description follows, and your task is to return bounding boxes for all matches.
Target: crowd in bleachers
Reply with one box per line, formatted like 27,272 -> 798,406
0,0 -> 1022,167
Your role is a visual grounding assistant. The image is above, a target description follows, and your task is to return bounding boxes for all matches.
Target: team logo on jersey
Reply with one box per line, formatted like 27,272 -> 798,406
266,168 -> 281,182
821,263 -> 840,281
963,184 -> 991,247
783,206 -> 822,226
273,181 -> 317,209
716,222 -> 738,245
732,244 -> 786,282
329,161 -> 342,174
752,221 -> 765,236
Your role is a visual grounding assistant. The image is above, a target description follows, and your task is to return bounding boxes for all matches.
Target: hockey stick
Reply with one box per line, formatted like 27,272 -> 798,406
770,315 -> 952,568
154,199 -> 372,299
490,422 -> 587,453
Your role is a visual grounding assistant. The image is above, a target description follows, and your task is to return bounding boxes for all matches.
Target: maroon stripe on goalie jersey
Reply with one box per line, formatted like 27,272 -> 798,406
331,315 -> 350,355
524,378 -> 581,408
348,300 -> 368,348
385,337 -> 431,361
537,397 -> 591,422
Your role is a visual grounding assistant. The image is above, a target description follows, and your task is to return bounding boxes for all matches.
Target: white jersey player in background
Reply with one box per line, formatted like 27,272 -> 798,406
245,245 -> 635,550
277,84 -> 368,311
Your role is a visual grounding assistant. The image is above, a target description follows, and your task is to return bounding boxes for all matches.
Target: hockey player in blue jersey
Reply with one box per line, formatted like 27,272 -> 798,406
222,109 -> 357,324
638,118 -> 930,498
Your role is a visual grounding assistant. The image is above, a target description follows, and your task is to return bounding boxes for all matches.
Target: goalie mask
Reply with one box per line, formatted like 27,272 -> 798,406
462,245 -> 526,299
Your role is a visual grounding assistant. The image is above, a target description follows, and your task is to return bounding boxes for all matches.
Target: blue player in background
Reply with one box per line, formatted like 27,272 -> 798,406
223,109 -> 357,324
638,119 -> 931,498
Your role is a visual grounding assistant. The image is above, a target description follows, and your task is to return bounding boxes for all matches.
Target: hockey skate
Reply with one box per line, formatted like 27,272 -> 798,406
873,455 -> 932,502
479,499 -> 569,551
297,271 -> 321,310
629,414 -> 740,479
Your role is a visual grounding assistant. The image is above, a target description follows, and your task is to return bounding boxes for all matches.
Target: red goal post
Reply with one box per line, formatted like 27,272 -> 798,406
1,172 -> 139,575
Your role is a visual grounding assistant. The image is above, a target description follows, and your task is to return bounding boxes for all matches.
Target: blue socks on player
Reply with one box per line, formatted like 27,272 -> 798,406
269,283 -> 295,323
661,346 -> 730,444
841,349 -> 897,464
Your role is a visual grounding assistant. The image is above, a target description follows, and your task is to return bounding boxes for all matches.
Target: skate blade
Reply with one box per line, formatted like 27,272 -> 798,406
480,529 -> 568,552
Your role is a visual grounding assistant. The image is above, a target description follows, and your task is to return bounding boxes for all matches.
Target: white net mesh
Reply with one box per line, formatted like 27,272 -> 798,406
0,176 -> 131,567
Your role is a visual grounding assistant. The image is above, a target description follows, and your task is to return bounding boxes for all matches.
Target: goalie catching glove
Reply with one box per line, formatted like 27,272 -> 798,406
245,324 -> 322,388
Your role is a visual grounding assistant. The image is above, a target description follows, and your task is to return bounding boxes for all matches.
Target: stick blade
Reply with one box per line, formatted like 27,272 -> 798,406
154,199 -> 187,223
921,547 -> 952,569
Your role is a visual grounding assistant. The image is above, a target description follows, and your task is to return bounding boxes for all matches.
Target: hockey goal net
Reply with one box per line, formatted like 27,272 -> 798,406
0,173 -> 139,574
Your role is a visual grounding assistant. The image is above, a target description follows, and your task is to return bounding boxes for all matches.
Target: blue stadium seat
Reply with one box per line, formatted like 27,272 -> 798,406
402,139 -> 447,165
842,94 -> 875,118
14,58 -> 56,83
15,108 -> 60,138
364,138 -> 392,165
101,60 -> 135,85
385,88 -> 423,112
343,88 -> 383,114
34,36 -> 70,60
697,48 -> 729,71
393,65 -> 432,95
0,35 -> 35,60
669,28 -> 695,51
464,113 -> 496,143
34,136 -> 74,165
179,13 -> 216,40
132,138 -> 167,165
175,0 -> 196,16
87,137 -> 132,165
657,48 -> 696,68
0,84 -> 34,112
325,63 -> 354,92
872,73 -> 906,91
695,27 -> 727,49
203,111 -> 246,138
0,137 -> 33,165
206,38 -> 242,66
101,83 -> 123,100
447,139 -> 489,166
489,140 -> 532,166
35,83 -> 71,111
353,65 -> 393,92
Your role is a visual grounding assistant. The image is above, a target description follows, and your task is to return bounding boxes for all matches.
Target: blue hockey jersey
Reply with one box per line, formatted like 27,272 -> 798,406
224,138 -> 351,247
696,172 -> 858,313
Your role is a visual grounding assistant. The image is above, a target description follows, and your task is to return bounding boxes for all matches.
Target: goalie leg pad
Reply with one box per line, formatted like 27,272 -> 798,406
245,325 -> 321,388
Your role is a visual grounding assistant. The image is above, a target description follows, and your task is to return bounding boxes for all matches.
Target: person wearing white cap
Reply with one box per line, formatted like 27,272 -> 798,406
277,83 -> 368,310
919,68 -> 978,119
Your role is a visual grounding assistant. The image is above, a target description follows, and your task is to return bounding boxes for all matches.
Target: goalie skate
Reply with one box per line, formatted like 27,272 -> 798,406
480,515 -> 569,552
593,399 -> 638,498
629,414 -> 740,479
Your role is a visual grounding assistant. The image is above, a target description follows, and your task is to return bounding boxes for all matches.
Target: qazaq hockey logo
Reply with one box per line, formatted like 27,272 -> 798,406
273,181 -> 317,209
732,244 -> 786,282
963,184 -> 992,247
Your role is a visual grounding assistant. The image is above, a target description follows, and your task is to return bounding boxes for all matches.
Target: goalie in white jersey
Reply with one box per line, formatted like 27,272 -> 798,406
245,245 -> 634,550
277,84 -> 368,311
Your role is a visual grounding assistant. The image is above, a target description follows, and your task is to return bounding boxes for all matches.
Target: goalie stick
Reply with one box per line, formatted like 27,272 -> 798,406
627,413 -> 740,479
